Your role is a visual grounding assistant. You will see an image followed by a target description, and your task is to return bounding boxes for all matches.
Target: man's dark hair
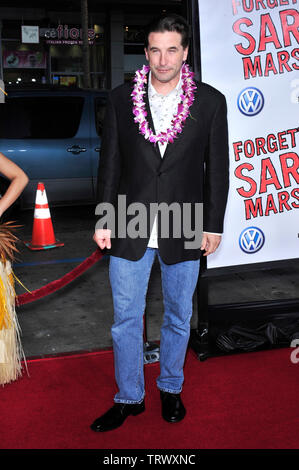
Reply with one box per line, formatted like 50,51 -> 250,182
144,13 -> 190,50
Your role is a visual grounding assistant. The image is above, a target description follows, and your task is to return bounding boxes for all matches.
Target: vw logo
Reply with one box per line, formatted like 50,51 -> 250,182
237,87 -> 264,116
239,227 -> 265,253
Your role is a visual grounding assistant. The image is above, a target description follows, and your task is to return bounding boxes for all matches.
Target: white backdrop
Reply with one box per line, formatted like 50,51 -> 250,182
198,0 -> 299,268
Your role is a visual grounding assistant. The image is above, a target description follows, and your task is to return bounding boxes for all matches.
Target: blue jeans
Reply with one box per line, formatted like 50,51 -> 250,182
109,248 -> 200,404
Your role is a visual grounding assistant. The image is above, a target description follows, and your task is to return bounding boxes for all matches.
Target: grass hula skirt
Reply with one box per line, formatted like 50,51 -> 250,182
0,221 -> 26,385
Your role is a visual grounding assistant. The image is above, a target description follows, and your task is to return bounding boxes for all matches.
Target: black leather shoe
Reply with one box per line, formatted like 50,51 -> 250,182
160,391 -> 186,423
90,400 -> 145,432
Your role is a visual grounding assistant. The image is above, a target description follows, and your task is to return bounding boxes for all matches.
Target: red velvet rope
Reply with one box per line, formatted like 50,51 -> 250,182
16,248 -> 103,306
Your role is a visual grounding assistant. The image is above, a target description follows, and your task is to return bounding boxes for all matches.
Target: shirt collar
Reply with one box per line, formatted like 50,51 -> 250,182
148,68 -> 182,100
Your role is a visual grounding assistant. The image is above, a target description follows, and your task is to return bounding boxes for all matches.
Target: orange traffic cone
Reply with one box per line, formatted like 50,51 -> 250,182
25,182 -> 64,250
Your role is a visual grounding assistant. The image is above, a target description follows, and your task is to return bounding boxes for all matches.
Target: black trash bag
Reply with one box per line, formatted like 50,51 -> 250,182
215,319 -> 299,353
216,325 -> 267,352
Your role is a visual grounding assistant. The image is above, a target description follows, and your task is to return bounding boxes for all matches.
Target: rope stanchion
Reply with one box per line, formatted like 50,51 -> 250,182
16,248 -> 103,306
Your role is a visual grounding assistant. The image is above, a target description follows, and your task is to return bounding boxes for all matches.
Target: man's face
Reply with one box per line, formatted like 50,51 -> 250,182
144,31 -> 188,84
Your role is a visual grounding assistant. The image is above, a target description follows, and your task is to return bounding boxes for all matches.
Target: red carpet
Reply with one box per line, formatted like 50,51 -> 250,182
1,347 -> 299,449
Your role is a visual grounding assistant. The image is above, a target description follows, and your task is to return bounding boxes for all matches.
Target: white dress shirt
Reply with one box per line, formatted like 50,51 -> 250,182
146,71 -> 221,249
147,71 -> 183,248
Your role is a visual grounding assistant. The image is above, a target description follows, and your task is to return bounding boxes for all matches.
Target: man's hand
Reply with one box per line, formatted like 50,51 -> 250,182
93,229 -> 112,250
200,233 -> 221,256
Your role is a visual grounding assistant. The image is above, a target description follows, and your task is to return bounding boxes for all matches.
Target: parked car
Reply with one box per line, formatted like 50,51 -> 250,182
0,85 -> 107,208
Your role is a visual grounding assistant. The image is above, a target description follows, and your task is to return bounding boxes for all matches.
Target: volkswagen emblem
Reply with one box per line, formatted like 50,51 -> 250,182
237,87 -> 264,116
239,227 -> 265,253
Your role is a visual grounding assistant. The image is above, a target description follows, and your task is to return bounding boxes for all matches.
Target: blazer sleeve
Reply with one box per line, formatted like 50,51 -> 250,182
96,93 -> 121,208
203,93 -> 229,234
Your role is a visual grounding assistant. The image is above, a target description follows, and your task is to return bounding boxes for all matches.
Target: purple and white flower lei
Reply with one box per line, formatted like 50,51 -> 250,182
131,63 -> 196,145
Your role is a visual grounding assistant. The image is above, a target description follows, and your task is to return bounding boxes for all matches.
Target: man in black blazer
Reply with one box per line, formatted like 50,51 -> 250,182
91,13 -> 229,432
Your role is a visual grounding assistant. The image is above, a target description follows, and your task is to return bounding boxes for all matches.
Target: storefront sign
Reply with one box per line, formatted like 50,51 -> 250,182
3,50 -> 46,68
21,25 -> 39,44
40,25 -> 100,45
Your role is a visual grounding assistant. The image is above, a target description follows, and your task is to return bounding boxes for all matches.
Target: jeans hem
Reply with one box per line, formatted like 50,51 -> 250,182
158,386 -> 182,394
114,395 -> 145,405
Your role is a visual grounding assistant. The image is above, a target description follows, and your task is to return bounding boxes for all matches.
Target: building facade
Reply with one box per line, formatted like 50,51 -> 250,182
0,0 -> 185,90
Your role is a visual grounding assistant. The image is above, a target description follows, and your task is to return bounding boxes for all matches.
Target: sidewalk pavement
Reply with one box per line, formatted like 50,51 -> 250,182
12,205 -> 299,358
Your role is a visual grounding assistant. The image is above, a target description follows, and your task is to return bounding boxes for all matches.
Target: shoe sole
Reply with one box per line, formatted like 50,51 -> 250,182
90,406 -> 145,432
131,406 -> 145,416
162,409 -> 186,423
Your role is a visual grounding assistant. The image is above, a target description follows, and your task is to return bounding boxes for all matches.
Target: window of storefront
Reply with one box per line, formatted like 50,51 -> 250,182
124,25 -> 146,82
2,19 -> 106,88
2,20 -> 48,85
42,23 -> 105,88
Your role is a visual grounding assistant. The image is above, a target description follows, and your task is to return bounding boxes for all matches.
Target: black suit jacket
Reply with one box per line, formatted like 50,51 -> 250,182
96,76 -> 229,264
